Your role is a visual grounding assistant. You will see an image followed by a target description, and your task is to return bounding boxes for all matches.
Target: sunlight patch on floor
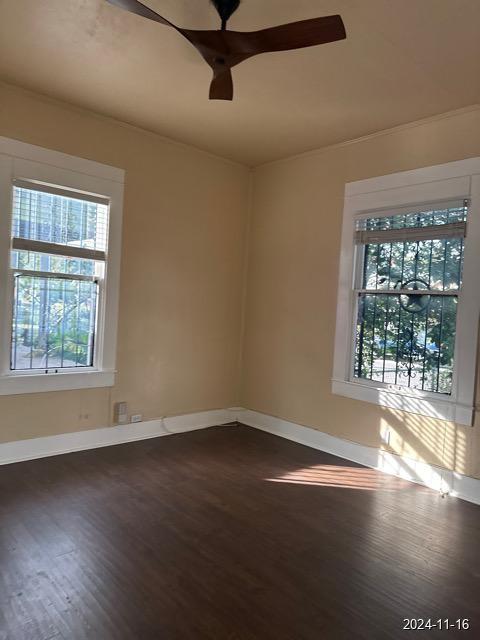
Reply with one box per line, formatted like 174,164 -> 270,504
265,464 -> 415,491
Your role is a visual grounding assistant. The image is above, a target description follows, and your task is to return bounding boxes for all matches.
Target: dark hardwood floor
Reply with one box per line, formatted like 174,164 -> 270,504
0,424 -> 479,640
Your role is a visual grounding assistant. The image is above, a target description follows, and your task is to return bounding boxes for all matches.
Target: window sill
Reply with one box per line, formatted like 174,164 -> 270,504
331,379 -> 474,426
0,370 -> 115,396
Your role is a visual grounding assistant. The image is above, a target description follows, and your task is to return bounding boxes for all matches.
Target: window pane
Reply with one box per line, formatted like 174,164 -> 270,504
11,275 -> 98,370
12,186 -> 108,252
354,293 -> 457,394
363,238 -> 465,292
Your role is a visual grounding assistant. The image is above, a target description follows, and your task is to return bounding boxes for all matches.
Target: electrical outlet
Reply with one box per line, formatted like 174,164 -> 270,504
131,414 -> 143,423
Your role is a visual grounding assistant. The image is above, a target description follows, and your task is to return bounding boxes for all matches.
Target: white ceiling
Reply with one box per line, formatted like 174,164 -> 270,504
1,0 -> 479,165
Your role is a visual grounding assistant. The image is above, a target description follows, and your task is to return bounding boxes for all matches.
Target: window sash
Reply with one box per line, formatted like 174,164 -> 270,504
13,178 -> 110,206
353,291 -> 458,394
10,273 -> 99,371
12,268 -> 99,283
12,237 -> 106,262
7,269 -> 104,373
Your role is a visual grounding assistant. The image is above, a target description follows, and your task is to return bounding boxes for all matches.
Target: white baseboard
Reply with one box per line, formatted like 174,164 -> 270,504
0,409 -> 233,466
2,405 -> 479,507
236,408 -> 480,507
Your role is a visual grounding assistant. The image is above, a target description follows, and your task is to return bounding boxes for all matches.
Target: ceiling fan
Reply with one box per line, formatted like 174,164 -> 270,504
106,0 -> 346,100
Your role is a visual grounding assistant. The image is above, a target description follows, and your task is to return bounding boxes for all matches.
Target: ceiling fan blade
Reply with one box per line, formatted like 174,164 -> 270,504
209,68 -> 233,101
106,0 -> 176,28
225,14 -> 346,55
106,3 -> 346,100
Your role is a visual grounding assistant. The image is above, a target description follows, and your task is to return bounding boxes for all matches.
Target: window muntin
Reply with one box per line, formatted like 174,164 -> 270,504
353,201 -> 468,395
9,184 -> 109,372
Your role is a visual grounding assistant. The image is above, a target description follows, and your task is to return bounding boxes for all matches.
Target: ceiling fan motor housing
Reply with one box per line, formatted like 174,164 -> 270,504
211,0 -> 241,26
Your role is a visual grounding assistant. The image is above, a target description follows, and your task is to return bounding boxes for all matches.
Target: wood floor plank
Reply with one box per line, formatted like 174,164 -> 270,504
0,424 -> 479,639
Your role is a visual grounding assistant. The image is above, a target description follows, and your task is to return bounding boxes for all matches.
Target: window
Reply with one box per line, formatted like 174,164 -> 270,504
10,184 -> 108,371
333,158 -> 480,425
354,200 -> 467,395
0,137 -> 124,395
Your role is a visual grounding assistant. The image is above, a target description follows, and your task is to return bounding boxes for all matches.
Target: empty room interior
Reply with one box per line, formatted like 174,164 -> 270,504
1,1 -> 480,638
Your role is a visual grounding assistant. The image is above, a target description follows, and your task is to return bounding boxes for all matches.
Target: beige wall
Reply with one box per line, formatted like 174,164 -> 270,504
2,81 -> 480,482
0,82 -> 250,443
242,107 -> 480,480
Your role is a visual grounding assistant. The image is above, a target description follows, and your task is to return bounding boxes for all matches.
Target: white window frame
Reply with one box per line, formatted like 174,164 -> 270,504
332,157 -> 480,426
0,137 -> 124,395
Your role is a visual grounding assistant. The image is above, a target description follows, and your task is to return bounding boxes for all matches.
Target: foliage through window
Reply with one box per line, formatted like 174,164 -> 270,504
353,201 -> 468,395
10,184 -> 109,371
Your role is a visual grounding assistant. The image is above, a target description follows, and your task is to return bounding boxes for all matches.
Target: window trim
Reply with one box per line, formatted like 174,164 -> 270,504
0,137 -> 124,395
332,158 -> 480,426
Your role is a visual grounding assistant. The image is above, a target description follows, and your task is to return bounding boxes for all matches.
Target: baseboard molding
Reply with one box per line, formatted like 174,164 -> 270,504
2,406 -> 479,506
236,408 -> 480,507
0,409 -> 233,466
